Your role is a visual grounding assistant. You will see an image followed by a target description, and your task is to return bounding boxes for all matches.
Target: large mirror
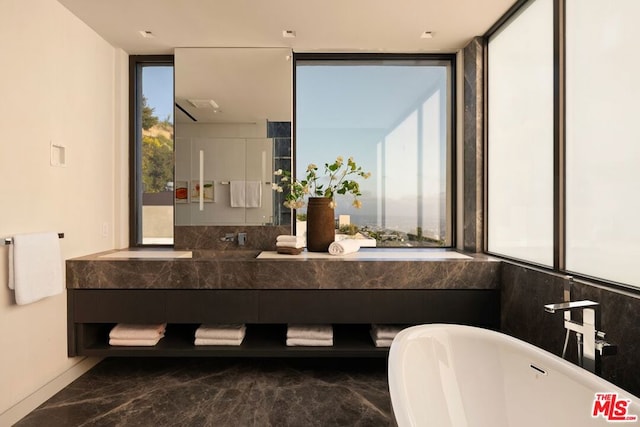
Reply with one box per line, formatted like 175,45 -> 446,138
174,47 -> 292,226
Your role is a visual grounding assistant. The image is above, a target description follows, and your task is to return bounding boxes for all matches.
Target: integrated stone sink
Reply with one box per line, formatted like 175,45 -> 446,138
256,249 -> 472,260
191,250 -> 261,259
98,250 -> 193,259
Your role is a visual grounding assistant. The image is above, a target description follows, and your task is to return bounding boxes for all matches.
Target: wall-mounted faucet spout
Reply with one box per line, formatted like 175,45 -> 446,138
544,300 -> 599,314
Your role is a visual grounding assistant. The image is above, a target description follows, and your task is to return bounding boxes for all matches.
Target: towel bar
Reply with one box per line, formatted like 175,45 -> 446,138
4,233 -> 64,245
220,181 -> 271,185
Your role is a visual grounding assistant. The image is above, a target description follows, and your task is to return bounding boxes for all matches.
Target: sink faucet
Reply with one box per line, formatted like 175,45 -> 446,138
544,298 -> 616,375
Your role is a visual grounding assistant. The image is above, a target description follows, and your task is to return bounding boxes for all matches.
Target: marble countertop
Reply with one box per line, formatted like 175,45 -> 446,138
66,248 -> 501,290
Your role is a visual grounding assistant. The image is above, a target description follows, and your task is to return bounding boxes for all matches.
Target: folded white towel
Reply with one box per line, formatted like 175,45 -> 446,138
276,235 -> 304,243
109,323 -> 166,340
287,324 -> 333,340
8,232 -> 64,305
195,324 -> 246,340
371,324 -> 404,340
109,337 -> 163,346
373,338 -> 393,348
276,240 -> 305,249
328,239 -> 360,255
286,338 -> 333,347
194,337 -> 244,346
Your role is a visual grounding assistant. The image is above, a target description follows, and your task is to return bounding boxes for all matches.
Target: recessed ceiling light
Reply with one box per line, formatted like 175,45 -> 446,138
139,30 -> 155,39
282,30 -> 296,38
420,31 -> 433,39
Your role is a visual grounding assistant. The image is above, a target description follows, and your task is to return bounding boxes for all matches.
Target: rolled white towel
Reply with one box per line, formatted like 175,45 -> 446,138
109,323 -> 166,340
287,324 -> 333,340
194,337 -> 244,346
109,337 -> 163,346
195,324 -> 246,340
328,239 -> 360,255
286,338 -> 333,347
276,240 -> 305,249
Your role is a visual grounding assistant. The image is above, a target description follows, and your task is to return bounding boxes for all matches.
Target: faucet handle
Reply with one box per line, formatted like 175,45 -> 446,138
238,232 -> 247,246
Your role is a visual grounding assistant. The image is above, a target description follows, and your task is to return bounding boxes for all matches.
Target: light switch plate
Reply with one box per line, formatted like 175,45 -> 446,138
50,142 -> 66,167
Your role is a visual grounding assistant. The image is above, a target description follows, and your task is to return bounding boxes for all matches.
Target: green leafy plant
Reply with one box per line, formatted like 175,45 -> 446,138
272,156 -> 371,209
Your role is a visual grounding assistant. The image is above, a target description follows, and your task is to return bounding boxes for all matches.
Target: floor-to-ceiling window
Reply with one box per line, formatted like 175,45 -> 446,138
487,0 -> 640,289
564,0 -> 640,286
487,0 -> 554,266
130,56 -> 174,246
295,54 -> 455,247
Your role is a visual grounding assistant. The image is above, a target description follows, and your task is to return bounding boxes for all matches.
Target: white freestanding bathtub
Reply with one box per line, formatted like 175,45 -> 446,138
388,324 -> 640,427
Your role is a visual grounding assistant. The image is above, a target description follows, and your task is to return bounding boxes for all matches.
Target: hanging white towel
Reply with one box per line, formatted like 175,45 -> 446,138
230,181 -> 262,208
8,232 -> 63,305
230,181 -> 246,207
245,181 -> 262,208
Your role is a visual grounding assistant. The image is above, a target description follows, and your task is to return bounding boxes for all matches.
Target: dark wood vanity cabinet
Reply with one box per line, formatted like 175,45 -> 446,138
68,288 -> 499,357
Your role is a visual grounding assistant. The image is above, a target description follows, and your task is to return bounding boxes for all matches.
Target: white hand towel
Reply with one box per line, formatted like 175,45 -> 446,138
109,323 -> 167,340
8,232 -> 63,305
286,338 -> 334,347
328,239 -> 360,255
276,240 -> 305,249
109,337 -> 163,346
195,324 -> 246,340
287,324 -> 333,340
194,337 -> 244,346
245,181 -> 262,208
230,181 -> 246,207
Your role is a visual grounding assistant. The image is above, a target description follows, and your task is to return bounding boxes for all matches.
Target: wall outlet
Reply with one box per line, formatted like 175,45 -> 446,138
101,222 -> 109,237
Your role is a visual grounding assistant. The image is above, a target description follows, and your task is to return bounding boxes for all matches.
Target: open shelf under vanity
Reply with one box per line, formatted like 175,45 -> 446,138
68,288 -> 500,358
76,324 -> 391,358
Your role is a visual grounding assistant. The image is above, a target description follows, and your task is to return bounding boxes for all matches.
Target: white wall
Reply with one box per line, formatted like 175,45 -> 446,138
0,0 -> 127,418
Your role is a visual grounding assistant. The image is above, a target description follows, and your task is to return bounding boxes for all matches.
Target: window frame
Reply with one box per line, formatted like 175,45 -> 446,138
292,52 -> 457,248
128,55 -> 175,247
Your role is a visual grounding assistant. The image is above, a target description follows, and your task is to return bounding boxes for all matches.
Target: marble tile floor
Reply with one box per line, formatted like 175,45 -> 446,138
15,358 -> 393,427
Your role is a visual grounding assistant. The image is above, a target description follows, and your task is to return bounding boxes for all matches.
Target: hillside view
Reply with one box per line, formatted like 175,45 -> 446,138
142,95 -> 173,193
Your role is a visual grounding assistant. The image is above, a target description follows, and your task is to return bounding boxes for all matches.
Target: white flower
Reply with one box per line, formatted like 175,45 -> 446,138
281,176 -> 289,182
328,200 -> 337,209
271,183 -> 282,191
306,163 -> 317,171
273,169 -> 283,176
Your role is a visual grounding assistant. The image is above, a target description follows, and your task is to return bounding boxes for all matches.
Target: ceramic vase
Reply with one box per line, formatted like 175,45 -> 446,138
305,197 -> 335,252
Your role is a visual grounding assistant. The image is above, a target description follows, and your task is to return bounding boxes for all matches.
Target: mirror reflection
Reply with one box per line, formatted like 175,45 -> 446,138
174,48 -> 292,226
